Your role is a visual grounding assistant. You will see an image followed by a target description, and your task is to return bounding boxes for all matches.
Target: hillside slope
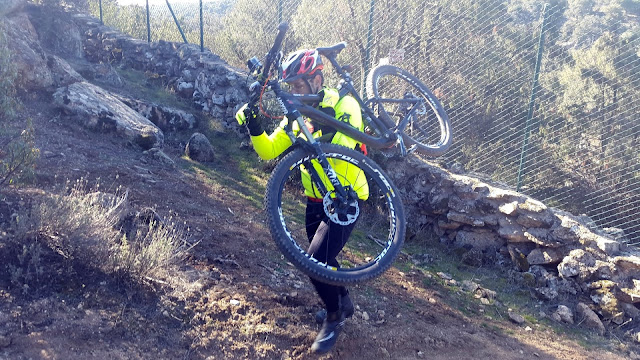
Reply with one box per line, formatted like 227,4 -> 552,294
0,2 -> 638,359
0,78 -> 636,360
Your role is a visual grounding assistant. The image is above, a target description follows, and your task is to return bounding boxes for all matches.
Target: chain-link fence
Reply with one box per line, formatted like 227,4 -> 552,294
89,0 -> 640,245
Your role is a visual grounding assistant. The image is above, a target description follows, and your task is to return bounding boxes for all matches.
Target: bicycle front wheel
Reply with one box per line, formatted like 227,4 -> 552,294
366,64 -> 451,156
264,144 -> 406,286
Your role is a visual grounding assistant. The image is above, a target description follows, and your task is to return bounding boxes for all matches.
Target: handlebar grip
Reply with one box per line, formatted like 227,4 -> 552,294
262,22 -> 289,78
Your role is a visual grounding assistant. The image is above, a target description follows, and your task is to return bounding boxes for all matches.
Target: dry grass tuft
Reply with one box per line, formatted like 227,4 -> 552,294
10,179 -> 188,286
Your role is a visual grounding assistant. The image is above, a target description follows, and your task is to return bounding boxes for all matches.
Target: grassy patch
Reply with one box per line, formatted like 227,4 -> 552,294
115,68 -> 193,110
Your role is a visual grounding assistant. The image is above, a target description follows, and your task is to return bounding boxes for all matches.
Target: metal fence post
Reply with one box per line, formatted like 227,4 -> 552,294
200,0 -> 204,52
165,0 -> 188,44
146,0 -> 151,43
516,3 -> 549,191
363,0 -> 376,97
99,0 -> 103,25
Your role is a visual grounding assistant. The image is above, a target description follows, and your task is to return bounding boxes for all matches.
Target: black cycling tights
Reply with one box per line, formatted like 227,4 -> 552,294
305,200 -> 355,313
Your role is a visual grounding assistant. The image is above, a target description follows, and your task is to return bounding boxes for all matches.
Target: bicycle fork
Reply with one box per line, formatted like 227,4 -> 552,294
394,98 -> 422,156
287,115 -> 352,204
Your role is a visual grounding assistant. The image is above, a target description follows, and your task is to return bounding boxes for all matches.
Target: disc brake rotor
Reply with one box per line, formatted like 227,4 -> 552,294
323,190 -> 360,226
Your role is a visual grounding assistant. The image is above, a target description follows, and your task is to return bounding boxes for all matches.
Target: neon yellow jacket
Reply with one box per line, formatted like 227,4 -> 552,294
251,88 -> 369,200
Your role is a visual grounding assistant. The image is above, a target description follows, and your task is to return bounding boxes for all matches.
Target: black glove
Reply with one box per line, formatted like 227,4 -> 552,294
235,103 -> 264,136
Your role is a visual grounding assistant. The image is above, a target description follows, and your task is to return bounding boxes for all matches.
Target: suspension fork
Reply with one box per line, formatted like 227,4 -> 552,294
287,115 -> 350,202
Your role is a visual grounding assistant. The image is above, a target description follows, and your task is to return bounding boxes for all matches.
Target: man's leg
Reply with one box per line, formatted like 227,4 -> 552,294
305,202 -> 357,353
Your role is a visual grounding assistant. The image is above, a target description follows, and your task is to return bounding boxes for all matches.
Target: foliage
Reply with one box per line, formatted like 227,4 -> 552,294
0,24 -> 18,119
11,179 -> 188,283
0,119 -> 39,186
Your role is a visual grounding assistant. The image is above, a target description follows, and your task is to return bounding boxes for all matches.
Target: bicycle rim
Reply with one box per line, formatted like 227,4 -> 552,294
264,144 -> 406,285
367,65 -> 451,156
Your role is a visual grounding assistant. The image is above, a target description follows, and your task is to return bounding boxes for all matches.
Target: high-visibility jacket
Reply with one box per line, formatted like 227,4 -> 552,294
250,88 -> 369,200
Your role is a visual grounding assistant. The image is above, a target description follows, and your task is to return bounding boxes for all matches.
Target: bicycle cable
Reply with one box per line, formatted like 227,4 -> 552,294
258,74 -> 285,120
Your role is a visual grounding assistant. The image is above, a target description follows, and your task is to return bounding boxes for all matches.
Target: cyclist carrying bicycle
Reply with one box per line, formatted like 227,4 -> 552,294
236,48 -> 365,354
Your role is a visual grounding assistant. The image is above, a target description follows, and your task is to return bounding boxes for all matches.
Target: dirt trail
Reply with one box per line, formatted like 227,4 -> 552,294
0,98 -> 634,360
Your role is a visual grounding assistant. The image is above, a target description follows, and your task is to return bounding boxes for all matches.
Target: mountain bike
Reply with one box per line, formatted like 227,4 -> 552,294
246,23 -> 451,286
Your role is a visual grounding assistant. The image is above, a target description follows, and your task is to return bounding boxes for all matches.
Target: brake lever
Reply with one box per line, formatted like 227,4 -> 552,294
249,81 -> 261,92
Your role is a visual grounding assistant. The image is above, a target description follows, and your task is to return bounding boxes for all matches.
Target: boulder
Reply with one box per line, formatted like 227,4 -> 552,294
185,133 -> 214,162
3,12 -> 53,91
453,180 -> 481,200
524,228 -> 564,248
518,198 -> 547,213
557,249 -> 596,280
516,210 -> 555,228
498,201 -> 519,216
576,302 -> 605,336
47,55 -> 83,87
114,95 -> 197,131
553,305 -> 574,324
93,63 -> 124,87
27,6 -> 85,59
53,81 -> 164,149
613,255 -> 640,273
507,244 -> 530,271
527,248 -> 563,265
589,280 -> 624,323
498,224 -> 529,243
142,148 -> 175,167
620,302 -> 640,319
447,211 -> 484,227
617,280 -> 640,304
454,229 -> 502,250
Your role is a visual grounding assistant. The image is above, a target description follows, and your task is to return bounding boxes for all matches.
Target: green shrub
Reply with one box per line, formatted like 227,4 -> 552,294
0,119 -> 40,186
0,24 -> 18,119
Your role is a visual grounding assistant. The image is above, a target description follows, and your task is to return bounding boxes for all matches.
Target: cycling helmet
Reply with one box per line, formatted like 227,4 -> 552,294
281,49 -> 324,83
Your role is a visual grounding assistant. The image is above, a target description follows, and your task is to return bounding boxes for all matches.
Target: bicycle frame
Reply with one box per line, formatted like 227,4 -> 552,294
253,22 -> 423,201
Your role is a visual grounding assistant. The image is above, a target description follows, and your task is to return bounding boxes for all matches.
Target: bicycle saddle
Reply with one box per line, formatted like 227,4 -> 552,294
317,43 -> 347,57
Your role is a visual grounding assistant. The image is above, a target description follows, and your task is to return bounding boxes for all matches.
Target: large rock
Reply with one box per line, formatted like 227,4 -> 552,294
498,224 -> 529,243
454,229 -> 502,250
617,280 -> 640,304
589,280 -> 624,324
553,305 -> 574,324
185,133 -> 214,162
527,248 -> 563,265
114,94 -> 197,131
557,249 -> 597,280
47,54 -> 83,87
26,5 -> 85,59
576,302 -> 605,335
613,255 -> 640,273
3,12 -> 53,91
524,228 -> 564,248
53,81 -> 164,149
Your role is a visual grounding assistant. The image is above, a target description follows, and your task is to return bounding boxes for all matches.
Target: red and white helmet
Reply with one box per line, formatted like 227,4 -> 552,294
280,49 -> 324,83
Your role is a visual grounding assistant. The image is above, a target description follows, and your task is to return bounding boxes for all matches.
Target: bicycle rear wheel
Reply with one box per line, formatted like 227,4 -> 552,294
366,65 -> 451,156
264,144 -> 406,285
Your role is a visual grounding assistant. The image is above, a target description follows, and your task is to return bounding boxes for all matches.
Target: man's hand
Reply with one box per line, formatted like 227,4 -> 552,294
235,103 -> 258,126
235,103 -> 264,136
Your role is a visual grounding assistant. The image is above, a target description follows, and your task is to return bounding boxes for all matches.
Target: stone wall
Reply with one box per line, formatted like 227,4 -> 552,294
70,13 -> 249,132
387,156 -> 639,334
